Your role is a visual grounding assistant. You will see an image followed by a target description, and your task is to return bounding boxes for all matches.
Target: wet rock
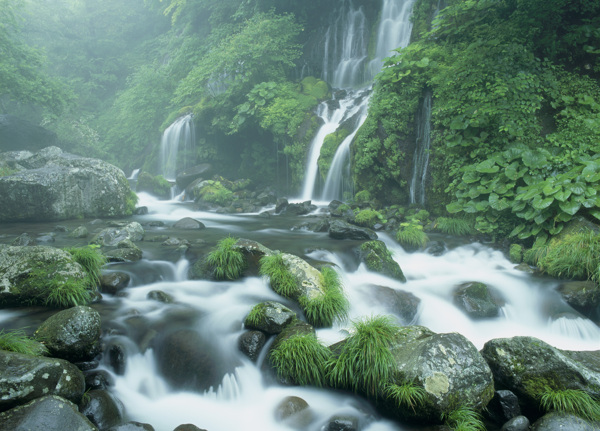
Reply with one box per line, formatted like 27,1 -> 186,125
172,424 -> 207,431
84,370 -> 115,391
79,389 -> 124,430
556,280 -> 600,316
501,415 -> 530,431
274,396 -> 312,427
107,340 -> 128,376
147,290 -> 174,303
486,389 -> 521,425
134,206 -> 149,215
328,200 -> 344,211
530,412 -> 598,431
173,217 -> 205,229
0,146 -> 134,222
322,415 -> 359,431
426,240 -> 446,256
54,225 -> 68,232
244,301 -> 296,334
0,351 -> 85,411
100,272 -> 131,294
232,238 -> 274,274
34,306 -> 102,362
481,336 -> 600,413
356,240 -> 405,282
106,422 -> 156,431
238,330 -> 266,362
366,285 -> 420,324
176,163 -> 213,190
328,219 -> 378,240
37,233 -> 56,243
0,395 -> 95,431
256,190 -> 277,206
453,282 -> 500,318
162,237 -> 191,248
11,232 -> 35,246
91,222 -> 144,246
104,244 -> 143,262
74,360 -> 99,371
275,198 -> 289,214
69,225 -> 89,238
282,200 -> 315,216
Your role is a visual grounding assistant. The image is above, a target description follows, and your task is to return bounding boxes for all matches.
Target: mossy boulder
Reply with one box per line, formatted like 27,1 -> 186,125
481,336 -> 600,413
0,146 -> 136,221
90,222 -> 144,247
453,282 -> 500,319
328,219 -> 378,240
136,171 -> 171,199
34,306 -> 102,362
356,240 -> 406,282
0,351 -> 86,411
0,245 -> 89,307
280,253 -> 326,302
244,301 -> 296,334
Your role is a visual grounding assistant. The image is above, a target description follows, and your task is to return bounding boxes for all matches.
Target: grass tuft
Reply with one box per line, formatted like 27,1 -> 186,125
207,236 -> 246,280
0,329 -> 48,356
66,245 -> 107,286
434,217 -> 473,236
385,380 -> 427,413
442,405 -> 485,431
259,253 -> 297,297
45,275 -> 94,308
540,386 -> 600,422
300,267 -> 348,327
269,334 -> 331,387
327,315 -> 399,397
396,223 -> 429,250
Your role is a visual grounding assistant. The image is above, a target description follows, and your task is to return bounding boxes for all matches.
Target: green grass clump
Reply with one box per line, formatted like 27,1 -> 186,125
434,217 -> 473,236
269,333 -> 331,387
259,253 -> 297,297
540,386 -> 600,422
0,329 -> 48,356
300,267 -> 348,328
396,223 -> 429,250
66,245 -> 107,286
536,231 -> 600,282
442,405 -> 485,431
245,304 -> 263,327
45,276 -> 94,308
385,381 -> 427,413
207,236 -> 246,280
327,315 -> 399,397
354,208 -> 386,228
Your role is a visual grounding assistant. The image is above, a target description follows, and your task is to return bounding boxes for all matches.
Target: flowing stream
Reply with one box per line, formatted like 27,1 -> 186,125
0,195 -> 599,430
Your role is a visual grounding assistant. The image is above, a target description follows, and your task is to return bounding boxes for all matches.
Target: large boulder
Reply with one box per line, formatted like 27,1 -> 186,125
90,222 -> 144,246
0,114 -> 57,152
34,306 -> 102,362
0,147 -> 135,221
481,336 -> 600,412
0,395 -> 96,431
356,240 -> 405,282
0,245 -> 90,307
531,412 -> 599,431
328,219 -> 378,240
384,326 -> 495,421
0,351 -> 85,411
280,253 -> 326,302
176,163 -> 213,190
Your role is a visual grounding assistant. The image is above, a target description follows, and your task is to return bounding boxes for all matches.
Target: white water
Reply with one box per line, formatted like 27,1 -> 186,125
160,114 -> 195,181
409,91 -> 432,205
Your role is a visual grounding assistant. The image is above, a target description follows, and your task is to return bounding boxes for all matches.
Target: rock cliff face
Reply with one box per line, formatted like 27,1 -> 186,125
0,147 -> 135,221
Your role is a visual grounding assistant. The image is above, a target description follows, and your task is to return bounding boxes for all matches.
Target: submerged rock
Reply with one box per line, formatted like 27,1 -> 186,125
365,285 -> 420,324
453,281 -> 500,318
79,389 -> 124,430
173,217 -> 205,229
274,395 -> 312,427
238,330 -> 266,362
0,146 -> 135,221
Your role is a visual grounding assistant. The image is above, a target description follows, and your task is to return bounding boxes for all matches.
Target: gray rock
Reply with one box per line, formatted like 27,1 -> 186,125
104,247 -> 143,262
0,146 -> 135,221
274,396 -> 312,427
282,200 -> 316,216
501,415 -> 530,431
147,290 -> 174,303
0,245 -> 89,307
0,351 -> 85,411
244,301 -> 296,334
322,415 -> 359,431
79,389 -> 124,430
0,395 -> 96,431
328,219 -> 378,240
100,272 -> 130,294
366,285 -> 420,324
69,226 -> 89,238
356,240 -> 405,282
453,281 -> 500,318
34,306 -> 102,362
275,198 -> 289,214
238,331 -> 266,362
556,280 -> 600,315
173,217 -> 205,229
176,163 -> 213,190
486,389 -> 521,424
106,422 -> 155,431
11,232 -> 35,246
91,222 -> 144,246
84,370 -> 115,391
531,412 -> 598,431
172,424 -> 207,431
481,336 -> 600,411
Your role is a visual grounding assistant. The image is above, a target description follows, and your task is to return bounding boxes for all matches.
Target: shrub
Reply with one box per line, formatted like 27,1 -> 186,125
355,190 -> 372,202
269,333 -> 331,387
259,253 -> 297,297
540,386 -> 600,422
199,180 -> 234,206
354,208 -> 385,228
385,381 -> 427,413
327,315 -> 398,397
207,236 -> 246,280
434,217 -> 473,236
442,405 -> 486,431
396,223 -> 429,250
66,245 -> 107,287
0,329 -> 48,356
300,267 -> 348,327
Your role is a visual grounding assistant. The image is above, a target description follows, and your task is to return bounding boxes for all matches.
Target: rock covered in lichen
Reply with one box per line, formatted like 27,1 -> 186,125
356,240 -> 406,282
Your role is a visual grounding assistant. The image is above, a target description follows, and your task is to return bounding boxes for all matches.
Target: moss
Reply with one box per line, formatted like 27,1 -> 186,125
359,240 -> 406,282
354,208 -> 385,229
318,129 -> 351,180
136,172 -> 171,199
198,180 -> 234,206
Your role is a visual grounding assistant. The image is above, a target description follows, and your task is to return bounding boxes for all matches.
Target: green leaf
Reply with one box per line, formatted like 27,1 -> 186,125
449,116 -> 467,130
532,196 -> 554,210
504,162 -> 522,181
446,202 -> 463,213
549,224 -> 564,235
582,163 -> 600,183
475,159 -> 499,173
509,224 -> 526,237
522,150 -> 547,169
489,193 -> 511,211
462,170 -> 481,184
542,183 -> 560,196
554,189 -> 572,202
567,182 -> 586,195
558,200 -> 581,215
475,200 -> 490,211
512,200 -> 527,212
589,210 -> 600,221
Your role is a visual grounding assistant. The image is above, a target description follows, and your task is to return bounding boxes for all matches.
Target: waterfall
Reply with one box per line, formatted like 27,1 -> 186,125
409,91 -> 432,205
159,114 -> 195,181
300,0 -> 416,201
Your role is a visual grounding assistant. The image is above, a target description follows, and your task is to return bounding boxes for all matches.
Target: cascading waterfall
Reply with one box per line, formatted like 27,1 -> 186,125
301,0 -> 416,202
159,114 -> 195,181
409,91 -> 432,205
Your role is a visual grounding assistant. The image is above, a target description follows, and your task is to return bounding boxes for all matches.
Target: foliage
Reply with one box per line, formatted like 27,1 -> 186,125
354,209 -> 385,229
44,275 -> 94,308
269,333 -> 331,387
539,386 -> 600,422
245,304 -> 263,328
66,245 -> 107,287
355,190 -> 372,203
136,172 -> 172,198
326,315 -> 398,397
384,381 -> 427,413
259,253 -> 296,297
207,236 -> 246,280
434,217 -> 473,236
299,267 -> 348,328
198,180 -> 234,206
509,243 -> 523,264
0,328 -> 47,356
442,405 -> 485,431
396,223 -> 429,250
